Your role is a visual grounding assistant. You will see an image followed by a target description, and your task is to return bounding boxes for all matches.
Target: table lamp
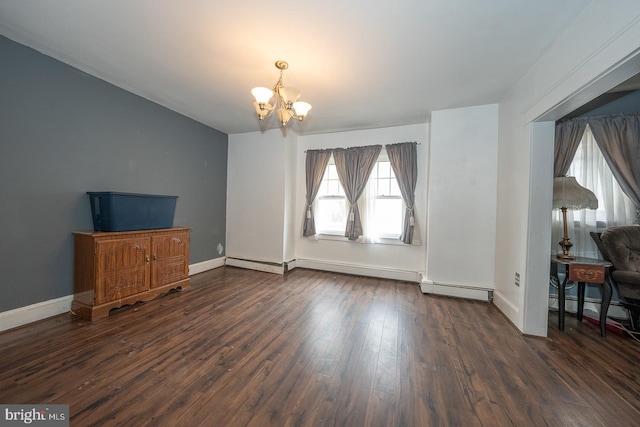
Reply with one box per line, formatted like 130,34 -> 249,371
552,176 -> 598,260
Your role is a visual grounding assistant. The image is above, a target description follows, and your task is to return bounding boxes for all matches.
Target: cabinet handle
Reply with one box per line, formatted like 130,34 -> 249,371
153,254 -> 157,261
145,255 -> 150,263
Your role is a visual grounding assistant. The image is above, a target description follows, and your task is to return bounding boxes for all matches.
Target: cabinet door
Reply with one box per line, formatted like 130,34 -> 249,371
151,232 -> 189,288
96,237 -> 151,304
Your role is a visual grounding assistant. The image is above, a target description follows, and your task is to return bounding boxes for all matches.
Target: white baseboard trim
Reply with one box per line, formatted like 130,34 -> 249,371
0,295 -> 74,333
189,257 -> 225,275
421,280 -> 493,302
1,259 -> 226,333
225,257 -> 285,274
492,290 -> 520,322
296,258 -> 421,282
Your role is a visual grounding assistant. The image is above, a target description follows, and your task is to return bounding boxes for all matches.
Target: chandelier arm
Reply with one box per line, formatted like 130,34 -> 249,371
273,69 -> 291,125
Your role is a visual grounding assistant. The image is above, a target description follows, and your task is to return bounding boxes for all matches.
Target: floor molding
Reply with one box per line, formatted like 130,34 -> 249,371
492,290 -> 520,325
1,259 -> 226,332
0,295 -> 74,333
190,257 -> 225,275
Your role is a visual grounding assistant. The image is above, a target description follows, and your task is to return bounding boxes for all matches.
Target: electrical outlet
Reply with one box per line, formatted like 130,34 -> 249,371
515,272 -> 520,287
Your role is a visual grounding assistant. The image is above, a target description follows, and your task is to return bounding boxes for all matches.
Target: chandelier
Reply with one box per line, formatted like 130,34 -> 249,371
251,60 -> 312,127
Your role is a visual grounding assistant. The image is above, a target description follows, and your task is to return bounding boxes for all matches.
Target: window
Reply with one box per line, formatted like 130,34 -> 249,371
368,159 -> 404,237
566,125 -> 635,228
316,161 -> 347,234
315,152 -> 404,240
552,125 -> 636,258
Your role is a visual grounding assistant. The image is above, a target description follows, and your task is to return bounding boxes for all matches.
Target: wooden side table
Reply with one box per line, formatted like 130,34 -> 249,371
550,255 -> 613,336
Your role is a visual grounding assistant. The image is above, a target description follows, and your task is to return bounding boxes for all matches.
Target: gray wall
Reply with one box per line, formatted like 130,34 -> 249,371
571,89 -> 640,119
583,90 -> 640,116
0,36 -> 228,312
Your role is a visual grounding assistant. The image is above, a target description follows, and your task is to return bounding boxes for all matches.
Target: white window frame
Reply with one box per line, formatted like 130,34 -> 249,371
315,158 -> 348,236
367,151 -> 404,240
313,150 -> 405,245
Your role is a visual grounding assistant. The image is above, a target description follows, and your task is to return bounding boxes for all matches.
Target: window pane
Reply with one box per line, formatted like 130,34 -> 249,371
378,161 -> 391,178
327,164 -> 337,180
317,180 -> 327,196
370,177 -> 378,196
374,198 -> 403,236
328,180 -> 341,195
378,178 -> 391,196
390,179 -> 401,196
370,163 -> 378,179
317,198 -> 347,233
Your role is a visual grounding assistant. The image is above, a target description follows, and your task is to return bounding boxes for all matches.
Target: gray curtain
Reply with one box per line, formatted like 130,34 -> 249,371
554,120 -> 586,177
386,142 -> 418,244
588,113 -> 640,214
302,149 -> 333,237
333,145 -> 382,240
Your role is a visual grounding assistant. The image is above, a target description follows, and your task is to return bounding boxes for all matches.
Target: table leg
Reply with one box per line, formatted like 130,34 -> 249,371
577,282 -> 585,321
600,277 -> 613,337
559,276 -> 567,331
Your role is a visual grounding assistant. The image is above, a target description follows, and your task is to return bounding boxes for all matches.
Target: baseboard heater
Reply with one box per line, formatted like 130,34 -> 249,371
295,258 -> 421,283
421,280 -> 493,302
226,257 -> 419,283
225,257 -> 296,274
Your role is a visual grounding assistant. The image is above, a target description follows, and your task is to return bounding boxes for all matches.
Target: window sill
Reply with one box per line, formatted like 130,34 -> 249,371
314,232 -> 406,246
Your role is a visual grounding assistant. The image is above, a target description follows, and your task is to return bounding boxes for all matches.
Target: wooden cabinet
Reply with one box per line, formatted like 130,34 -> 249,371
72,227 -> 190,320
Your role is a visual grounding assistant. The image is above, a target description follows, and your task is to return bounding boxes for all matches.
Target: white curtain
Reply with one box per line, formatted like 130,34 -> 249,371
552,125 -> 636,258
358,175 -> 381,244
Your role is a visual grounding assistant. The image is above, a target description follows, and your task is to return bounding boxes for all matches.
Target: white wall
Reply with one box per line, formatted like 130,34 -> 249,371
295,124 -> 429,279
426,105 -> 498,291
227,129 -> 296,265
226,0 -> 640,337
283,134 -> 297,264
495,2 -> 640,335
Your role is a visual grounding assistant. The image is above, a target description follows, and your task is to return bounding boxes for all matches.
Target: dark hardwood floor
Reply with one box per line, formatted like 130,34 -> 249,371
1,266 -> 639,426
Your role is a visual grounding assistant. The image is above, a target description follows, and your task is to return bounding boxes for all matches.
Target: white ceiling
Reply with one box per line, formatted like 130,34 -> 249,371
0,0 -> 593,135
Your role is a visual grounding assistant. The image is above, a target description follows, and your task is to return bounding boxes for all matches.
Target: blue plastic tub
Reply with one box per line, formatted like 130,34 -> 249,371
87,192 -> 178,232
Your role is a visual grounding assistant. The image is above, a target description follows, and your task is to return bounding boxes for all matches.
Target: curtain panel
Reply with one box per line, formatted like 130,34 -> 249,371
552,126 -> 636,258
386,142 -> 418,244
587,113 -> 640,217
302,149 -> 333,237
554,120 -> 586,177
333,145 -> 382,240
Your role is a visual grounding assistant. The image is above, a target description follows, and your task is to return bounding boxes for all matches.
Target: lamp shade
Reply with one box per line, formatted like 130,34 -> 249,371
552,176 -> 598,210
278,86 -> 301,105
292,101 -> 312,118
251,87 -> 274,104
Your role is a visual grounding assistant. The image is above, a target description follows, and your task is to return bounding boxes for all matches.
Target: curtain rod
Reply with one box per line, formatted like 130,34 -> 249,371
304,142 -> 421,153
557,111 -> 640,124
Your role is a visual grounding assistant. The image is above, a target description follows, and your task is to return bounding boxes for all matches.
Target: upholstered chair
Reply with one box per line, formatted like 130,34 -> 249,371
599,225 -> 640,330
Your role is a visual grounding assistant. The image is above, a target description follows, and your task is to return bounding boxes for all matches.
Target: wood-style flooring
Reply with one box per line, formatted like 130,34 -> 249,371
1,266 -> 639,426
